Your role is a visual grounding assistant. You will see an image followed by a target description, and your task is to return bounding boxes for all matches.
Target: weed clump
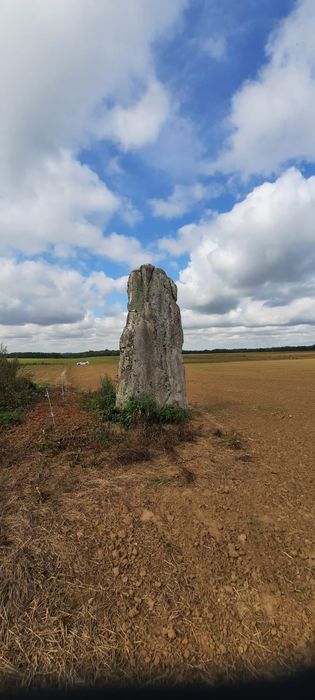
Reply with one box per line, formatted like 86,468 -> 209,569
83,376 -> 190,429
226,432 -> 244,450
0,407 -> 24,426
119,394 -> 190,428
81,374 -> 118,420
0,345 -> 38,423
212,427 -> 245,450
98,375 -> 117,418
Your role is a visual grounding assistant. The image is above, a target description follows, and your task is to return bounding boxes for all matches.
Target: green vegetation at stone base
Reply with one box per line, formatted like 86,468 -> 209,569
119,394 -> 189,429
82,374 -> 190,428
0,345 -> 40,424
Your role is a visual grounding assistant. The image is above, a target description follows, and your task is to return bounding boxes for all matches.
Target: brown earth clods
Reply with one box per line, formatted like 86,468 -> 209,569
0,361 -> 314,689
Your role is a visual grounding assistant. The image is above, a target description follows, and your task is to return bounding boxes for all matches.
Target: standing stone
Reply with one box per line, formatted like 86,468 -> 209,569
116,264 -> 187,408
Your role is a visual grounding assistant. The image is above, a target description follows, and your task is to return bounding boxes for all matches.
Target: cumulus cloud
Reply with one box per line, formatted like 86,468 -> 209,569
98,232 -> 154,267
150,182 -> 222,219
177,168 -> 315,332
2,1 -> 315,351
0,258 -> 127,326
1,313 -> 128,353
0,0 -> 184,184
0,0 -> 184,270
4,311 -> 314,353
158,220 -> 215,257
0,0 -> 188,351
215,0 -> 315,176
98,81 -> 170,150
0,150 -> 151,265
0,151 -> 118,255
3,168 -> 315,350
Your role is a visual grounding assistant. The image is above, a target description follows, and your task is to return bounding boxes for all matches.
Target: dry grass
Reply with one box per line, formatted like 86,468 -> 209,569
0,371 -> 314,689
0,392 -> 202,688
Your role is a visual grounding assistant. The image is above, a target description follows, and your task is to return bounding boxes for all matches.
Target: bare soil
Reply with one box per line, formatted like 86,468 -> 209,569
0,358 -> 314,688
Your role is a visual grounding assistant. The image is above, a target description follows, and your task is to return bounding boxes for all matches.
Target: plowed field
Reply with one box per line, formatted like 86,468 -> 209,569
0,355 -> 314,688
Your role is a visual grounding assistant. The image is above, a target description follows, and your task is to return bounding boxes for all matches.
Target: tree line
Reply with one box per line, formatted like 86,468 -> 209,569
7,344 -> 315,359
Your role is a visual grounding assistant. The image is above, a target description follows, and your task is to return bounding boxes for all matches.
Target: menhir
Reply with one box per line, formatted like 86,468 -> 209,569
116,264 -> 187,409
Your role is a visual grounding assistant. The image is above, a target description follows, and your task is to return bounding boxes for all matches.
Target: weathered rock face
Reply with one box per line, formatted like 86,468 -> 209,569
116,264 -> 187,408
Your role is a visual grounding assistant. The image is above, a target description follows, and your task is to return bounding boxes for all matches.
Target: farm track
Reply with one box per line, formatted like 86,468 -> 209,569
0,357 -> 314,687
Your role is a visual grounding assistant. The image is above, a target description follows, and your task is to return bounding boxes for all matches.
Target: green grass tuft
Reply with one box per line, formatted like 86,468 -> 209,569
81,374 -> 118,420
0,408 -> 24,426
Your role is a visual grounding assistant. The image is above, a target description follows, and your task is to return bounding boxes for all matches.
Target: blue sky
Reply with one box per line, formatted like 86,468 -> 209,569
1,0 -> 315,350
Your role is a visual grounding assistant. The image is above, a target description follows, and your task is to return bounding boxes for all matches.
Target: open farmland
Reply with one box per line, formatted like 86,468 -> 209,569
18,349 -> 315,391
0,353 -> 314,688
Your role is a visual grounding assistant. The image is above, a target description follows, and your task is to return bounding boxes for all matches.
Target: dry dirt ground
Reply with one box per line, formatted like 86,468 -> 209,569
0,358 -> 314,688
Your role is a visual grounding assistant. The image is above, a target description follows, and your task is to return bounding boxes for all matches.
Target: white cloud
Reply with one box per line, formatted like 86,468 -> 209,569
98,232 -> 153,267
150,182 -> 222,219
215,0 -> 315,176
98,81 -> 170,150
0,258 -> 127,327
158,220 -> 215,257
3,165 -> 315,350
0,151 -> 119,255
0,0 -> 185,269
0,150 -> 152,265
177,168 -> 315,334
181,322 -> 315,351
119,200 -> 143,227
2,1 -> 315,351
0,0 -> 185,184
1,313 -> 128,353
0,261 -> 128,350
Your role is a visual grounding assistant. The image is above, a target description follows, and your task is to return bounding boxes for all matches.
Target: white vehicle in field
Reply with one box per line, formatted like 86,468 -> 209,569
76,361 -> 90,366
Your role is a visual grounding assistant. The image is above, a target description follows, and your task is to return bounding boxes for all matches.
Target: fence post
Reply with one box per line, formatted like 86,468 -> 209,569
45,389 -> 56,429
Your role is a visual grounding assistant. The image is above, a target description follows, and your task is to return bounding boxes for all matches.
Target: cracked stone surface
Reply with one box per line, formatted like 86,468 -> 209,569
116,264 -> 187,408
